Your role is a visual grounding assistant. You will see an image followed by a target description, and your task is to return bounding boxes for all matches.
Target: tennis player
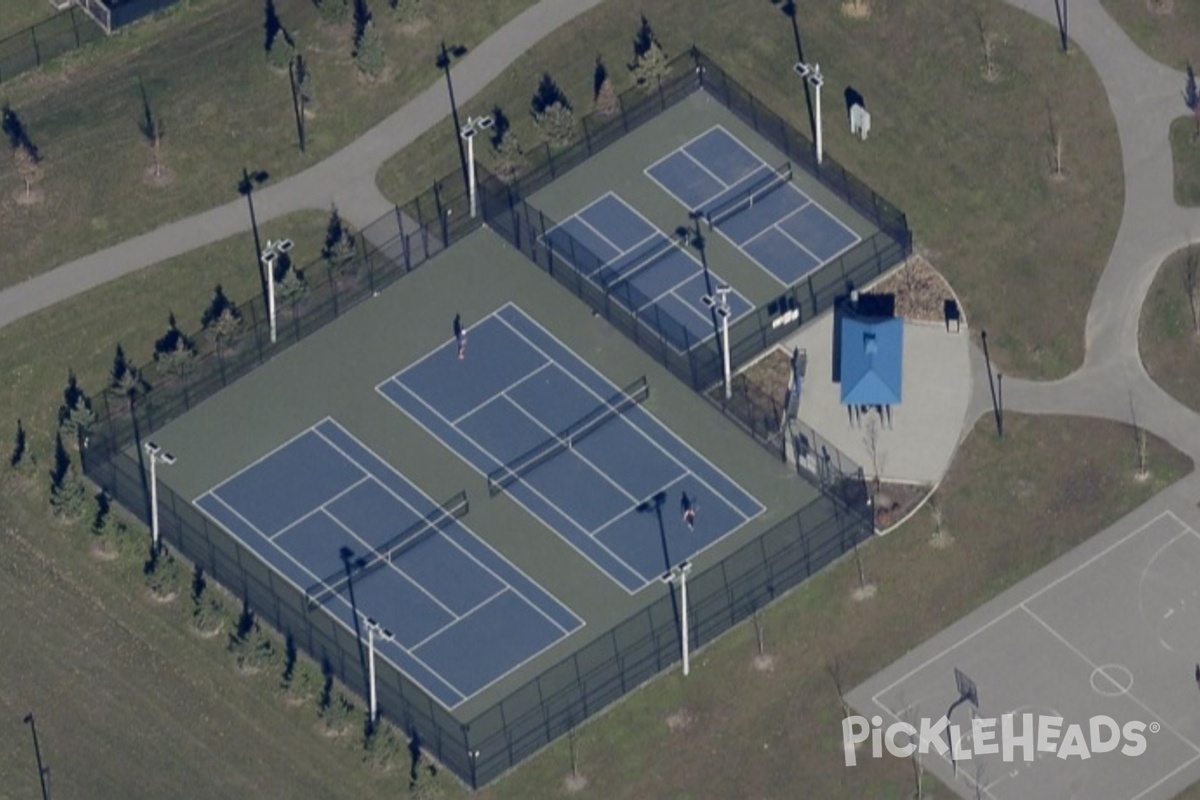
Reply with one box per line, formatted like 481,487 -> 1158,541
681,492 -> 696,531
453,313 -> 467,360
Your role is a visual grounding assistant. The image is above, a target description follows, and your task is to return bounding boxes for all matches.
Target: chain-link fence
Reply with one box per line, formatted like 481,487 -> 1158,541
81,45 -> 900,791
0,6 -> 104,85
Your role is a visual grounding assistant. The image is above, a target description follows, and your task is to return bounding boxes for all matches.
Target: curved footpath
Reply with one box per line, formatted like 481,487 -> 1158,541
0,0 -> 604,330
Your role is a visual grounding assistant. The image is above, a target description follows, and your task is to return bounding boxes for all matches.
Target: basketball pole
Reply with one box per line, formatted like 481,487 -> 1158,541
793,62 -> 825,165
662,561 -> 693,676
143,441 -> 175,554
460,116 -> 493,219
365,618 -> 394,727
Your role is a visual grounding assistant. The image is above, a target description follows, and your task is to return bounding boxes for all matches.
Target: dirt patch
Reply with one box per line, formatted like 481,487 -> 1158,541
752,653 -> 776,673
142,165 -> 176,188
872,481 -> 931,532
1147,0 -> 1174,15
12,187 -> 45,206
563,773 -> 588,793
89,539 -> 118,561
871,254 -> 959,325
146,588 -> 178,604
665,708 -> 695,733
840,0 -> 871,19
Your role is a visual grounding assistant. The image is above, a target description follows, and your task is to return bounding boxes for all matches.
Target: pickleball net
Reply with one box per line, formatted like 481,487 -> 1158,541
487,376 -> 650,496
595,236 -> 678,289
705,161 -> 792,229
305,490 -> 469,608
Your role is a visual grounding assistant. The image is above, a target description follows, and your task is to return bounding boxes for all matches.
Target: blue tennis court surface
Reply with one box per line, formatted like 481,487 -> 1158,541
645,125 -> 861,286
194,418 -> 582,709
377,303 -> 765,593
541,192 -> 753,352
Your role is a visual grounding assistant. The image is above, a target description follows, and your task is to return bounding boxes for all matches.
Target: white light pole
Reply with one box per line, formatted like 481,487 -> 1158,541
793,61 -> 825,165
143,441 -> 175,553
703,285 -> 733,400
365,617 -> 395,726
260,238 -> 293,344
661,560 -> 693,676
460,115 -> 493,218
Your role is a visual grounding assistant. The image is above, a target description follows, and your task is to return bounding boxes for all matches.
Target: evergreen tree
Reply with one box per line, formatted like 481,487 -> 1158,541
629,15 -> 669,90
354,19 -> 385,78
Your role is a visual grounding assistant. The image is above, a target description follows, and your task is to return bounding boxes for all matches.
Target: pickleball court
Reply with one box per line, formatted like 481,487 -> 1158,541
194,417 -> 583,709
376,303 -> 765,593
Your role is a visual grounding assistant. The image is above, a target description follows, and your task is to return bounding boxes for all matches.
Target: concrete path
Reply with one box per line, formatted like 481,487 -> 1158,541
851,4 -> 1200,798
0,0 -> 605,330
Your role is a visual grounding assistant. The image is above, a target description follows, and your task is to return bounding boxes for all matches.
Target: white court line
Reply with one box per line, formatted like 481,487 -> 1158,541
643,156 -> 705,212
1021,603 -> 1200,756
770,206 -> 863,266
195,468 -> 466,706
643,124 -> 735,175
319,503 -> 460,620
678,148 -> 732,197
500,390 -> 641,505
380,360 -> 651,592
589,472 -> 690,540
1132,752 -> 1200,800
200,420 -> 361,499
266,475 -> 372,542
871,511 -> 1183,707
496,305 -> 764,522
409,588 -> 509,651
572,212 -> 626,256
452,361 -> 554,425
312,419 -> 584,636
1136,527 -> 1200,654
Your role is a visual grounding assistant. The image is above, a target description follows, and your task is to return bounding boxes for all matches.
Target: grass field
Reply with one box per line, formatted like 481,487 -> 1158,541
0,0 -> 531,290
1099,0 -> 1200,69
377,0 -> 1123,380
0,0 -> 58,42
1171,116 -> 1200,205
1139,243 -> 1200,414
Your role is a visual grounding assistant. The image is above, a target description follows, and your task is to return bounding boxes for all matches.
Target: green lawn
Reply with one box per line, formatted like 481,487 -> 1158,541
1171,115 -> 1200,205
377,0 -> 1123,380
1139,242 -> 1200,413
0,0 -> 57,41
0,0 -> 532,290
1099,0 -> 1200,69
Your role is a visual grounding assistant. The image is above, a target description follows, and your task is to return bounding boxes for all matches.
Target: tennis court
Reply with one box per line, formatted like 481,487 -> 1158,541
194,417 -> 583,709
541,192 -> 753,352
645,125 -> 861,286
376,303 -> 765,593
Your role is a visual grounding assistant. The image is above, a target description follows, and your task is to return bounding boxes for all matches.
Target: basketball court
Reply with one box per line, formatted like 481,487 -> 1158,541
849,511 -> 1200,799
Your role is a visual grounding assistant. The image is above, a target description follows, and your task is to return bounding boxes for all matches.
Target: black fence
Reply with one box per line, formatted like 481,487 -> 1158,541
81,45 -> 901,791
0,6 -> 104,85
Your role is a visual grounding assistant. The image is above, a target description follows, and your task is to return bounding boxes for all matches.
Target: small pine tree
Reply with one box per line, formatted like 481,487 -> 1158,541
49,435 -> 88,520
273,256 -> 309,306
322,205 -> 358,272
110,345 -> 147,408
9,418 -> 35,475
492,131 -> 526,183
316,0 -> 350,24
267,29 -> 296,71
1187,63 -> 1200,139
629,15 -> 669,90
594,76 -> 619,117
58,373 -> 95,447
211,306 -> 244,352
154,313 -> 197,376
144,547 -> 186,600
363,721 -> 404,772
354,19 -> 385,78
320,689 -> 356,735
535,101 -> 578,149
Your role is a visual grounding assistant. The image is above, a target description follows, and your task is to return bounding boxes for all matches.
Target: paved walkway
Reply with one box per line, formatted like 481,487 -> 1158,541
0,0 -> 604,330
851,4 -> 1200,798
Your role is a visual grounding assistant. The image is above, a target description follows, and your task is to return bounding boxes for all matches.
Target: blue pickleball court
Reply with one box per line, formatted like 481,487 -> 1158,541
541,192 -> 753,352
193,418 -> 583,710
376,303 -> 765,593
645,125 -> 862,286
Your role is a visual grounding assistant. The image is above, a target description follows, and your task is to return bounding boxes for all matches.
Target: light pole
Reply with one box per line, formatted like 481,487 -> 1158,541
661,560 -> 693,676
260,238 -> 293,344
793,61 -> 825,165
143,441 -> 175,554
460,115 -> 494,218
702,285 -> 733,400
365,617 -> 395,727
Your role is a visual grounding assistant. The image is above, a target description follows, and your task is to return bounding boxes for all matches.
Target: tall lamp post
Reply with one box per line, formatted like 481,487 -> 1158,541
793,61 -> 825,165
143,441 -> 175,554
365,617 -> 395,727
260,238 -> 293,345
702,285 -> 733,400
436,41 -> 471,199
661,560 -> 693,676
460,115 -> 493,218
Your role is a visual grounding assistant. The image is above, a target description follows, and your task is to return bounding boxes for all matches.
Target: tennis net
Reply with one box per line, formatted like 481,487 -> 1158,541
595,236 -> 677,289
487,376 -> 650,496
705,161 -> 792,229
305,490 -> 470,608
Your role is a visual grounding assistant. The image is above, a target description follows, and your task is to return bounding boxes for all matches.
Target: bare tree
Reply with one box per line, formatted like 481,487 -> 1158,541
864,417 -> 884,492
976,13 -> 1000,82
826,656 -> 851,720
138,79 -> 166,181
1046,99 -> 1064,180
1129,390 -> 1150,481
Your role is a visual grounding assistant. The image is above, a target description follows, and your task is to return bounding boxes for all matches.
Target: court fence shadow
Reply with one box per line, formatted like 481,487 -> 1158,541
81,45 -> 897,790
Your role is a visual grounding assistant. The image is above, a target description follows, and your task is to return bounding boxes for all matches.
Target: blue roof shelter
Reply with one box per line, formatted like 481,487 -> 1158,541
839,314 -> 903,406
